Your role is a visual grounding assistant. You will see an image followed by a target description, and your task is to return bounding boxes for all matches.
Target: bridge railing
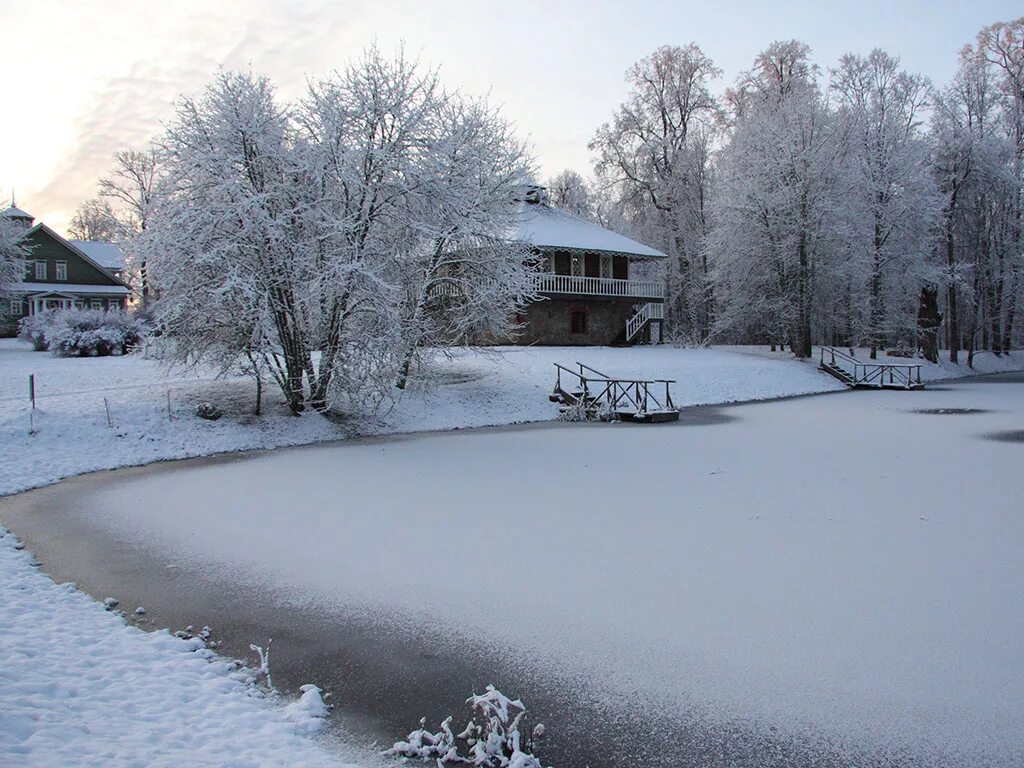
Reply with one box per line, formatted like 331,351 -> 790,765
820,347 -> 923,389
554,362 -> 676,415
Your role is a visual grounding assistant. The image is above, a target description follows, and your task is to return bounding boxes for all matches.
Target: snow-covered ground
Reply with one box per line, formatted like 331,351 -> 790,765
5,337 -> 1019,496
0,339 -> 851,495
1,338 -> 1021,767
41,375 -> 1024,767
0,526 -> 361,767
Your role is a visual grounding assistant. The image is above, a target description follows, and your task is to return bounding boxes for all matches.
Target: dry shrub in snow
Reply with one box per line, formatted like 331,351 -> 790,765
386,685 -> 549,767
20,308 -> 147,356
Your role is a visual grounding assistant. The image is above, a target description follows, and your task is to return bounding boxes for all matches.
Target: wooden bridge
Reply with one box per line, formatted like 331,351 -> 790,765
819,347 -> 925,390
550,362 -> 680,423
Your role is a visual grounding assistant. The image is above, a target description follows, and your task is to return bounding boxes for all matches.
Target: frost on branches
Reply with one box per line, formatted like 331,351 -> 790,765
138,48 -> 536,416
0,215 -> 28,308
386,685 -> 550,768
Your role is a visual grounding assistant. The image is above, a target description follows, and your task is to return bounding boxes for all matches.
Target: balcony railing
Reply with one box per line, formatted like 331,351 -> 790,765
533,273 -> 664,300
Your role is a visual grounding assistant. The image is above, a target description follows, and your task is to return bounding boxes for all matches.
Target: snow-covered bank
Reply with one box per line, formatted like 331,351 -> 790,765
0,340 -> 845,495
4,340 -> 1020,497
0,527 -> 355,768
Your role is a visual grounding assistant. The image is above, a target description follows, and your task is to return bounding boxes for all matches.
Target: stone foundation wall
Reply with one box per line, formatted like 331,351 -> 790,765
516,298 -> 636,346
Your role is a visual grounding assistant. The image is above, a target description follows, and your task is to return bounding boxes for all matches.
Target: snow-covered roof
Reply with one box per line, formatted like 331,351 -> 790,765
14,282 -> 130,296
512,202 -> 666,259
1,205 -> 33,221
69,240 -> 126,271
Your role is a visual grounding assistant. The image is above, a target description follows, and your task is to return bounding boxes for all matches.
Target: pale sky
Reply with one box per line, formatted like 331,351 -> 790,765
1,0 -> 1019,234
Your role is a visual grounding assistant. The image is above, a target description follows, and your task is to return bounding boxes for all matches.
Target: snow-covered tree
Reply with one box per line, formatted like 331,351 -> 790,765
591,44 -> 722,342
0,216 -> 27,303
975,18 -> 1024,355
546,169 -> 593,218
140,51 -> 536,415
141,70 -> 317,414
709,41 -> 847,357
831,49 -> 942,357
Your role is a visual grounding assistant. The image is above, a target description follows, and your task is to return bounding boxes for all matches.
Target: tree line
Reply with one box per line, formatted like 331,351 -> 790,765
557,19 -> 1023,363
39,19 -> 1023,414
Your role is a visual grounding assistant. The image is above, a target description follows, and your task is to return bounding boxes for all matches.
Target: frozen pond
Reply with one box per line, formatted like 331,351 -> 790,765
3,375 -> 1023,767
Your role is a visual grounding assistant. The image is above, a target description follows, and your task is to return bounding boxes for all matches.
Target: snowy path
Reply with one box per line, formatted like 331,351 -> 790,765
5,375 -> 1023,767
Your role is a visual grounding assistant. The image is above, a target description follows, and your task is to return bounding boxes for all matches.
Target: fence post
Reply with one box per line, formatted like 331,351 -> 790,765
104,397 -> 112,428
29,374 -> 35,410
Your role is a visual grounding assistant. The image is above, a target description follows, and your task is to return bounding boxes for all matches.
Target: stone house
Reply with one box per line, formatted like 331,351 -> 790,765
511,185 -> 666,345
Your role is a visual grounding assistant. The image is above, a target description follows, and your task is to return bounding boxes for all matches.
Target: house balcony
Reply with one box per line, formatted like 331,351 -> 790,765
533,273 -> 664,301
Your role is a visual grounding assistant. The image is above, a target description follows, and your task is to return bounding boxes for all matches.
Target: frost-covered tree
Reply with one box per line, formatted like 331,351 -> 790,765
388,95 -> 537,387
591,44 -> 722,341
710,41 -> 847,357
140,51 -> 535,415
932,38 -> 1021,364
295,48 -> 536,395
831,50 -> 941,357
1,216 -> 27,302
141,70 -> 318,414
975,18 -> 1024,355
546,169 -> 593,218
68,197 -> 121,242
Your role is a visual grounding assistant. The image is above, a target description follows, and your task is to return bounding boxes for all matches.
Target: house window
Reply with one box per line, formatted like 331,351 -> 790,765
56,261 -> 68,281
34,261 -> 47,280
91,299 -> 104,310
570,308 -> 588,334
9,298 -> 23,315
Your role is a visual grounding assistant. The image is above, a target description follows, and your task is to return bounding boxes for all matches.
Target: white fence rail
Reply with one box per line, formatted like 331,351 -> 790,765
533,274 -> 664,299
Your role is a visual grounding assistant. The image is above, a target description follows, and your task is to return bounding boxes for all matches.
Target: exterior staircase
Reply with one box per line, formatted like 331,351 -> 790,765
625,302 -> 664,344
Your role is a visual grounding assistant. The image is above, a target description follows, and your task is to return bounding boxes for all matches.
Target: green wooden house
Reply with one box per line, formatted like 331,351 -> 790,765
1,204 -> 131,335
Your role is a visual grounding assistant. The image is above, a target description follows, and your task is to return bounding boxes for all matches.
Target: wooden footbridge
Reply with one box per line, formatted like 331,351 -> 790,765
819,347 -> 925,390
551,362 -> 680,423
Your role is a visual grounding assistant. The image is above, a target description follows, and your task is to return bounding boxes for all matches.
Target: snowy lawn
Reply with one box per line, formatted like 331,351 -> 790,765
52,375 -> 1024,767
7,337 -> 1017,496
0,339 -> 857,495
0,527 -> 357,768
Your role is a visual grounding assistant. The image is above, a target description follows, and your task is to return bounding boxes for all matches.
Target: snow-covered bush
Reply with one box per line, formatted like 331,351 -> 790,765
18,311 -> 54,351
25,308 -> 147,357
386,685 -> 549,767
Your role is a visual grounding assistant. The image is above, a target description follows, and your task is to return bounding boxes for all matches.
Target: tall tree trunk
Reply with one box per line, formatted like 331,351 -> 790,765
869,215 -> 884,360
946,225 -> 960,364
794,205 -> 812,359
917,286 -> 941,363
